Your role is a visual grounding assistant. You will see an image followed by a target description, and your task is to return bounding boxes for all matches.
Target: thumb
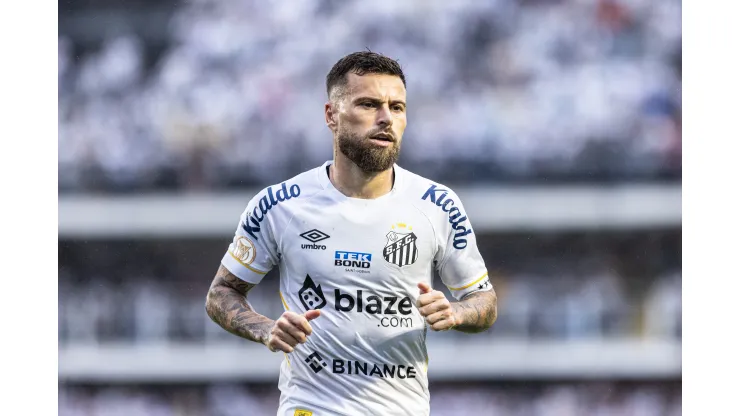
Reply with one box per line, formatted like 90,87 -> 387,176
304,309 -> 322,321
417,282 -> 432,294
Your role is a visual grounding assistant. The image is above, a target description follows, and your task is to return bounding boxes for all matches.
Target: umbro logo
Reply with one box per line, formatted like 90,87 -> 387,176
300,229 -> 330,243
300,229 -> 329,250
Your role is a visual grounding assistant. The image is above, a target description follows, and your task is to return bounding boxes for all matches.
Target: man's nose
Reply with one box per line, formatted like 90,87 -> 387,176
376,104 -> 393,128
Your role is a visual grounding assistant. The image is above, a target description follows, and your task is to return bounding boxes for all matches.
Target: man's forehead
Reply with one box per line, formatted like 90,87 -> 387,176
345,73 -> 406,99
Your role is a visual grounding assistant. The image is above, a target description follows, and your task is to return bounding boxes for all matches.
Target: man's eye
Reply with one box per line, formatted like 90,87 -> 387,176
362,102 -> 375,108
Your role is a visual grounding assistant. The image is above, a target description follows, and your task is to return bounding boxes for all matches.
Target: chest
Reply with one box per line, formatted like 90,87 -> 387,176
278,200 -> 437,293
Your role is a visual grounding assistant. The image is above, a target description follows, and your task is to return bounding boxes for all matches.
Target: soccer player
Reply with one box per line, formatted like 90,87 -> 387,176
206,51 -> 497,416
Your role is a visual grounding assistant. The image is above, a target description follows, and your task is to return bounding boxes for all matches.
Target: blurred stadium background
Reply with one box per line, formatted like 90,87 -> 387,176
58,0 -> 681,415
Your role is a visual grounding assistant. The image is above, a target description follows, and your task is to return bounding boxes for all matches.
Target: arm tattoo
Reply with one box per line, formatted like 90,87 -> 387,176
451,290 -> 498,333
205,265 -> 274,345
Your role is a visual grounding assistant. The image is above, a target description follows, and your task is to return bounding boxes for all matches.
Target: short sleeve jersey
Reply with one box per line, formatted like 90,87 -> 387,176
221,161 -> 491,416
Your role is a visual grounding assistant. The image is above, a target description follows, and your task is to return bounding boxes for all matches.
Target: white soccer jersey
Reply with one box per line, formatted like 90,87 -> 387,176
221,161 -> 491,416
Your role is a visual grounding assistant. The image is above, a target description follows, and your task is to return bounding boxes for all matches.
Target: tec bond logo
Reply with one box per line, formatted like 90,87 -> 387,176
305,351 -> 327,374
300,229 -> 330,250
298,275 -> 327,310
421,184 -> 472,249
242,183 -> 301,241
335,251 -> 371,274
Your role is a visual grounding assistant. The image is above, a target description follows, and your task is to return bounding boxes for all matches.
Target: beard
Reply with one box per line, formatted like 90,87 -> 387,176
336,127 -> 401,173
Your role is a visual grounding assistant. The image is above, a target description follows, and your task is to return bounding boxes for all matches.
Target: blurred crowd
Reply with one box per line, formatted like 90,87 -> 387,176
58,382 -> 681,416
58,0 -> 682,192
58,256 -> 681,344
58,231 -> 682,344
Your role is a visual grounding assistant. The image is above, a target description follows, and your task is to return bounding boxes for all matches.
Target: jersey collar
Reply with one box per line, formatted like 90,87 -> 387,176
318,160 -> 403,201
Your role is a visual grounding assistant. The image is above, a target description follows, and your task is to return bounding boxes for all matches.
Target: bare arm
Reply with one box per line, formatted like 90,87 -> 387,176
205,264 -> 274,345
450,290 -> 498,333
417,283 -> 497,333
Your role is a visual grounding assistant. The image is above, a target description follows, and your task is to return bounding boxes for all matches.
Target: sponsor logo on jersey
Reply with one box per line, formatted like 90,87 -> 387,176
294,410 -> 313,416
300,229 -> 330,250
305,351 -> 328,374
383,223 -> 418,267
241,183 -> 301,241
304,350 -> 417,379
298,275 -> 327,310
332,360 -> 417,379
229,236 -> 256,265
421,184 -> 473,249
334,251 -> 371,273
334,289 -> 413,316
378,315 -> 414,328
296,276 -> 414,327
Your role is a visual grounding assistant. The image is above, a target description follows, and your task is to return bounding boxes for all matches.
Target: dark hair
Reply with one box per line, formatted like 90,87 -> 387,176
326,51 -> 406,99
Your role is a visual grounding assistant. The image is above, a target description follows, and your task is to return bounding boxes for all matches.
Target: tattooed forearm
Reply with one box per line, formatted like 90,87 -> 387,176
451,290 -> 498,333
205,265 -> 275,345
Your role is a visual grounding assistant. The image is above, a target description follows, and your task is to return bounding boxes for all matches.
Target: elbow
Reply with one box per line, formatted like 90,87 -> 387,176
484,292 -> 498,331
477,307 -> 497,333
488,305 -> 498,328
491,290 -> 499,321
205,289 -> 219,322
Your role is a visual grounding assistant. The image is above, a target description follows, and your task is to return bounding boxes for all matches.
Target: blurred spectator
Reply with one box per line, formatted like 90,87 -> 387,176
643,271 -> 682,339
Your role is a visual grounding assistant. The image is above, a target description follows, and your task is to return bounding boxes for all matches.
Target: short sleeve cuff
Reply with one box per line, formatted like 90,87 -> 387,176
445,271 -> 492,300
221,251 -> 270,285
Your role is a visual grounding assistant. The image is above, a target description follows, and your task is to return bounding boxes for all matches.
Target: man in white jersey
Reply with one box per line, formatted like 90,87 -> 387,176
206,51 -> 498,416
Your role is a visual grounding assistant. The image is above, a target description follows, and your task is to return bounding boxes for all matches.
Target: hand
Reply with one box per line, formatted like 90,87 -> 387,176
417,282 -> 458,331
266,309 -> 321,353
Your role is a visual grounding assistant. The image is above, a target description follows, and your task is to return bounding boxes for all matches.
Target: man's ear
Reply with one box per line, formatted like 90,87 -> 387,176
325,102 -> 337,132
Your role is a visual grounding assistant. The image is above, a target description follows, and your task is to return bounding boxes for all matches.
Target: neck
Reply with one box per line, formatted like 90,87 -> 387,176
330,151 -> 394,199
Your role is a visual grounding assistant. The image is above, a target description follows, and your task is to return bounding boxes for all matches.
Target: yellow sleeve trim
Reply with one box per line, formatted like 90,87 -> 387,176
447,272 -> 489,291
279,291 -> 290,311
229,251 -> 269,275
279,292 -> 291,367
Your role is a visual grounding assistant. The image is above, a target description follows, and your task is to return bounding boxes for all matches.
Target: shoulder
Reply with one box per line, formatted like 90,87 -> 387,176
397,165 -> 466,214
246,165 -> 325,211
398,166 -> 474,247
239,165 -> 326,240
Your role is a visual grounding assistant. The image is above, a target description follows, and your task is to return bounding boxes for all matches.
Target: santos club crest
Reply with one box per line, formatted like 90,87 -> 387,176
383,223 -> 419,267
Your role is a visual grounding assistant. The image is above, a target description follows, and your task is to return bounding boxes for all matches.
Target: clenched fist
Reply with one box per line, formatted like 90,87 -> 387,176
417,282 -> 459,331
267,309 -> 321,353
